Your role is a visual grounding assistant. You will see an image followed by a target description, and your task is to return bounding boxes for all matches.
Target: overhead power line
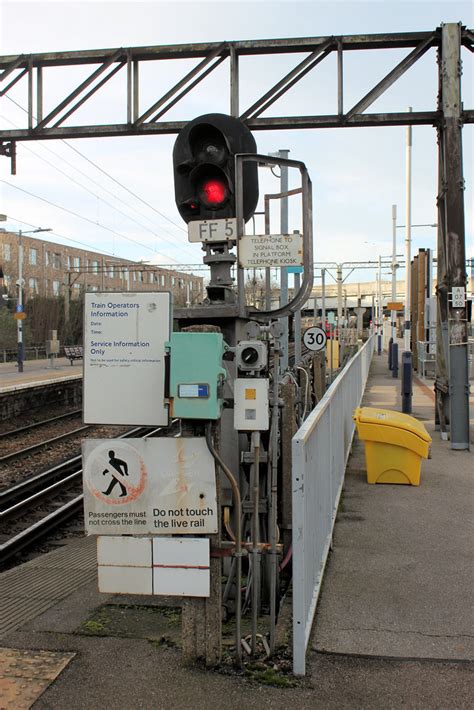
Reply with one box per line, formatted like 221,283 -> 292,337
1,180 -> 183,263
2,95 -> 192,252
1,128 -> 196,258
4,215 -> 133,259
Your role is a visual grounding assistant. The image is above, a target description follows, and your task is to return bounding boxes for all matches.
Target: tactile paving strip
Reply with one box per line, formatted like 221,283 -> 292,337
0,647 -> 75,709
0,537 -> 96,638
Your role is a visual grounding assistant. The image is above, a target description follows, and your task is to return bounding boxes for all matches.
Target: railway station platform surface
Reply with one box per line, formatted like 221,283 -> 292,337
0,358 -> 82,393
0,351 -> 473,708
313,352 -> 474,662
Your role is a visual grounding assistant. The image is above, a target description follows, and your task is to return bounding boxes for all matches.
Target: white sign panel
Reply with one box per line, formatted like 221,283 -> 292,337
451,287 -> 466,308
83,292 -> 170,425
153,538 -> 210,597
303,326 -> 327,352
96,536 -> 210,597
238,233 -> 303,268
83,438 -> 218,535
188,218 -> 239,243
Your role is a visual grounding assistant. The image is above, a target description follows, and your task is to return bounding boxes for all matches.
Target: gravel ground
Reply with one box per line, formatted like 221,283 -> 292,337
0,421 -> 132,490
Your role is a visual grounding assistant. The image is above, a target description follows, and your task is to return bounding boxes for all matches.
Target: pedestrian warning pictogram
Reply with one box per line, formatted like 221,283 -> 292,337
85,442 -> 147,506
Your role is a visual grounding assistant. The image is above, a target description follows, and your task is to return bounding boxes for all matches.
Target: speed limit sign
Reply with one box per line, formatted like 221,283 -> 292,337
303,326 -> 327,352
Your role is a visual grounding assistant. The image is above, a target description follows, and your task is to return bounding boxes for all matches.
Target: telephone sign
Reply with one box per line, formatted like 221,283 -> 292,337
303,326 -> 327,352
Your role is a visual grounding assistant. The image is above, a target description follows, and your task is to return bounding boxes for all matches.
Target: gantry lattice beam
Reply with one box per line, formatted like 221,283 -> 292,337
1,27 -> 472,151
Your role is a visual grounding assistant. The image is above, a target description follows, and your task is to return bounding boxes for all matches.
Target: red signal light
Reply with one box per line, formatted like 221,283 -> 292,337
199,177 -> 229,207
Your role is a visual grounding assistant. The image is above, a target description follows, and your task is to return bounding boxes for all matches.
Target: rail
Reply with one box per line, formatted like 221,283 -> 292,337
291,334 -> 375,675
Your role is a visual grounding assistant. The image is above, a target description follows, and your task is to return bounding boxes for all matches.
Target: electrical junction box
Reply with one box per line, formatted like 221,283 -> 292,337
168,332 -> 227,420
234,378 -> 269,431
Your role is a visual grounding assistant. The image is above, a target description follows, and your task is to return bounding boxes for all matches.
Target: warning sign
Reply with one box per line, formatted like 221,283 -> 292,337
83,438 -> 218,535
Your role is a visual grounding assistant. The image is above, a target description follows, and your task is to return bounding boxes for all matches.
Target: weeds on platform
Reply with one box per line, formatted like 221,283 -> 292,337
77,603 -> 182,647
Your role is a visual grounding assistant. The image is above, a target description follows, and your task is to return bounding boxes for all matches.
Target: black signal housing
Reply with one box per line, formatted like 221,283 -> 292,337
173,113 -> 259,224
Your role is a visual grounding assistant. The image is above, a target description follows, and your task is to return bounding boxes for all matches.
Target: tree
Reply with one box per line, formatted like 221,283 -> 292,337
244,273 -> 279,309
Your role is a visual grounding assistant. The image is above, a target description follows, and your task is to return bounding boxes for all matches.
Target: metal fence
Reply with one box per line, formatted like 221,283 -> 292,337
1,346 -> 48,362
291,334 -> 375,675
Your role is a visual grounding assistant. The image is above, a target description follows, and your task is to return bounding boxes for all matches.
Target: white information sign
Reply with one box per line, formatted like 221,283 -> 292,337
188,218 -> 239,243
83,438 -> 218,535
303,326 -> 327,352
83,292 -> 170,425
451,286 -> 466,308
238,233 -> 303,268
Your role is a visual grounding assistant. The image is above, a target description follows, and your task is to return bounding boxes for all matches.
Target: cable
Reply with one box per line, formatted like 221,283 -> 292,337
66,141 -> 187,233
1,107 -> 196,258
1,180 -> 182,263
4,94 -> 188,235
4,215 -> 149,262
296,365 -> 311,419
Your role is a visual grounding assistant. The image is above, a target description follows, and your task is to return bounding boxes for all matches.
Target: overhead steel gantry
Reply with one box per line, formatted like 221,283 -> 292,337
0,23 -> 472,446
0,26 -> 472,149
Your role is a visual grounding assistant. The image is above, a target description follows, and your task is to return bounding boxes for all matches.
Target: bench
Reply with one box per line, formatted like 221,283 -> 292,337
64,345 -> 84,365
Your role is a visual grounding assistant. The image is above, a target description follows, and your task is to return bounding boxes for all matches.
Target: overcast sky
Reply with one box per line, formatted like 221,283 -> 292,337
0,0 -> 472,286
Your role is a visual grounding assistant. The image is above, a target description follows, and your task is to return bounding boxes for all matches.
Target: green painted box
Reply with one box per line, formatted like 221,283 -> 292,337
168,332 -> 227,419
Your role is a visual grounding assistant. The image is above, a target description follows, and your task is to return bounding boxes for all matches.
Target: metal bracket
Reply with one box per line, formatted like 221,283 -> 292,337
0,140 -> 16,174
235,152 -> 313,321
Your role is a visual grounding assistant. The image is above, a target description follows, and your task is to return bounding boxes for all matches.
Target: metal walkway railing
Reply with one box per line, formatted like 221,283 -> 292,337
292,335 -> 375,675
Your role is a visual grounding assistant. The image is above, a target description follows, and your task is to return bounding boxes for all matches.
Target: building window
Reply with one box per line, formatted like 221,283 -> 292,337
74,256 -> 81,271
2,243 -> 11,261
92,260 -> 99,274
45,251 -> 50,266
29,248 -> 38,265
109,265 -> 114,278
52,280 -> 61,296
161,275 -> 166,287
28,277 -> 38,294
67,256 -> 72,270
53,253 -> 61,269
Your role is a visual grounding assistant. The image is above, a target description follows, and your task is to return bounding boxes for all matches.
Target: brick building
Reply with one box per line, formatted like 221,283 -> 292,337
0,231 -> 203,305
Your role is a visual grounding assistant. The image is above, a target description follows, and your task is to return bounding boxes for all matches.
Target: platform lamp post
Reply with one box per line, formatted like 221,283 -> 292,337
15,226 -> 52,372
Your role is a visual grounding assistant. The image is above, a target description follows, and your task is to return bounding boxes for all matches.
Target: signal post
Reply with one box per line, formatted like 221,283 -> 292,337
82,112 -> 314,668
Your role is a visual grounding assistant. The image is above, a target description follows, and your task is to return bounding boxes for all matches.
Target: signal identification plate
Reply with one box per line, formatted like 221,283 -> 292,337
188,218 -> 239,243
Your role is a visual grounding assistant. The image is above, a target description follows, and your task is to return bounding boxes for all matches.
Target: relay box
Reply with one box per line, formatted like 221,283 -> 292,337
234,378 -> 269,431
168,332 -> 227,419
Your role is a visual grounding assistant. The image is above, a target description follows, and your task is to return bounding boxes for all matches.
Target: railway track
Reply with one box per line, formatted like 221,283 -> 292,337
0,423 -> 177,564
0,425 -> 93,465
0,409 -> 82,440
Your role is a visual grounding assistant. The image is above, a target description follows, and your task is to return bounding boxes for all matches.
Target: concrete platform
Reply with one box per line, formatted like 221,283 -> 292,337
0,350 -> 472,707
0,358 -> 82,393
313,353 -> 474,661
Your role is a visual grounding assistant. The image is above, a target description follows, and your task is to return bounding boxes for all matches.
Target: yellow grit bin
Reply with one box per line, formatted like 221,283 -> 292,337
353,407 -> 432,485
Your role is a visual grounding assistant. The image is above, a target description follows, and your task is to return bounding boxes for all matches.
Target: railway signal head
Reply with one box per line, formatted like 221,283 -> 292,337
173,113 -> 259,224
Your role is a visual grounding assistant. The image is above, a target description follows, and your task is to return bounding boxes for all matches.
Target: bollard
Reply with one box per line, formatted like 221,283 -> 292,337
401,351 -> 412,413
377,333 -> 382,355
388,337 -> 393,370
392,342 -> 399,378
